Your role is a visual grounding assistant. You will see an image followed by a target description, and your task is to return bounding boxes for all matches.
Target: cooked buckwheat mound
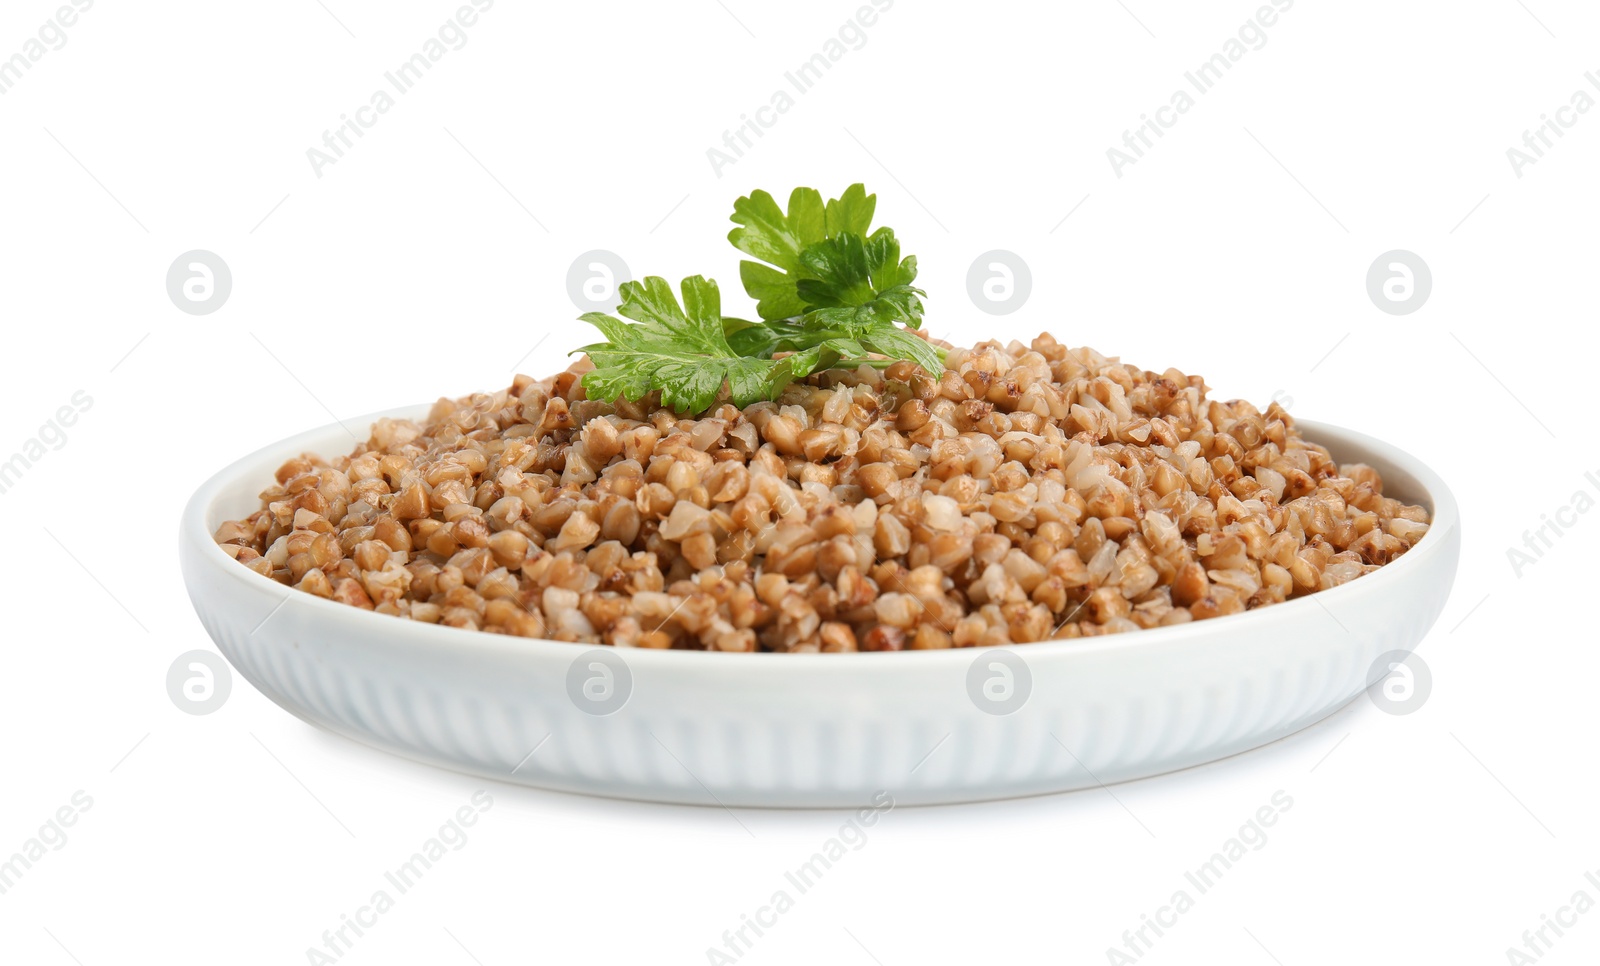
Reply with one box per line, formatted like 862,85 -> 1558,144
215,335 -> 1430,651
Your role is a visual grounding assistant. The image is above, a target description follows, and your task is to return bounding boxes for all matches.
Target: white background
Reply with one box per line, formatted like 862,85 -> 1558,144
2,1 -> 1596,963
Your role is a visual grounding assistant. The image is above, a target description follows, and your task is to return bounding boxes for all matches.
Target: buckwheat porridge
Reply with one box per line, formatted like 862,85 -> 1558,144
213,334 -> 1430,652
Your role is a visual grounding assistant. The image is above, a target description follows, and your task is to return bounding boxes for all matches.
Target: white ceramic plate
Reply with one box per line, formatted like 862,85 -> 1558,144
180,407 -> 1460,807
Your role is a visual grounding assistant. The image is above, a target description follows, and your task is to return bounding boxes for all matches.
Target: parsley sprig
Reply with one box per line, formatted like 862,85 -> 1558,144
575,184 -> 943,415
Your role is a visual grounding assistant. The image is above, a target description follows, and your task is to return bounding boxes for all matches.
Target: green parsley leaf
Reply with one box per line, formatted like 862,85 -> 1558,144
852,319 -> 942,373
577,276 -> 785,414
729,184 -> 886,321
796,305 -> 942,374
722,315 -> 808,359
574,185 -> 944,417
824,183 -> 876,237
794,227 -> 924,329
